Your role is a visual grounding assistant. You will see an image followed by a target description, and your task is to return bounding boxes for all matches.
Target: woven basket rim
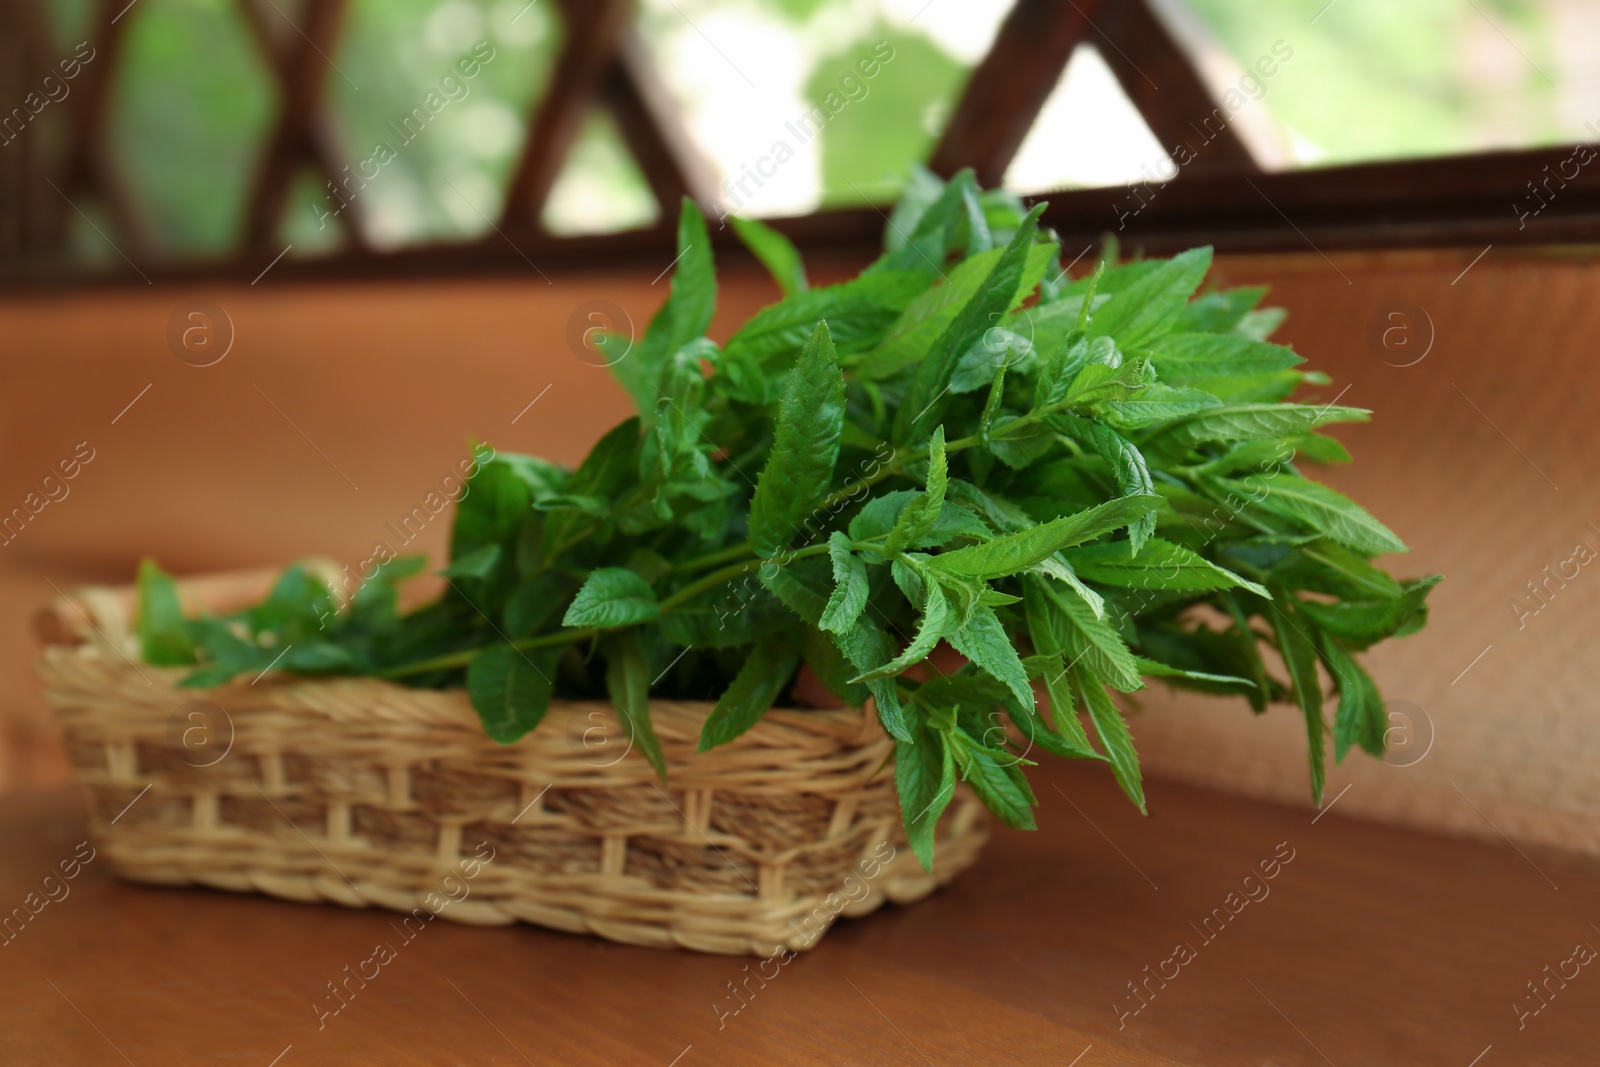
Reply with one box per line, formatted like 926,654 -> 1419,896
33,570 -> 876,738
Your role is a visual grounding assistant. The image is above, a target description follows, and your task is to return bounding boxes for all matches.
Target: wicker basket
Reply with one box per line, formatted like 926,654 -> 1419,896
34,570 -> 989,955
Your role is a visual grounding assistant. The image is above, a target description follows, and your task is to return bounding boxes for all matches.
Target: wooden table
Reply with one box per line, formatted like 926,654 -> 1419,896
2,760 -> 1595,1066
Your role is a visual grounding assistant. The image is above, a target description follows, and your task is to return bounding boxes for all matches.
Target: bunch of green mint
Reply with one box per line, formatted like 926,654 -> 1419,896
138,170 -> 1436,868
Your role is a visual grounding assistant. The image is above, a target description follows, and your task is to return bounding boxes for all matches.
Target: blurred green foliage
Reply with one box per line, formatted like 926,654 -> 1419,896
325,0 -> 562,248
805,25 -> 966,208
47,0 -> 1586,261
109,0 -> 274,256
1189,0 -> 1567,164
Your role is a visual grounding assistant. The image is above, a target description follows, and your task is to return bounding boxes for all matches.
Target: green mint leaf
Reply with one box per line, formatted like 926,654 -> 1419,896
874,168 -> 983,275
1149,332 -> 1303,379
175,615 -> 264,689
698,635 -> 800,751
1237,306 -> 1288,341
1033,556 -> 1107,619
1217,591 -> 1274,711
566,417 -> 642,499
851,582 -> 955,683
881,165 -> 945,252
1035,578 -> 1143,693
1068,257 -> 1109,314
611,199 -> 715,412
1133,655 -> 1255,688
862,244 -> 1052,381
438,543 -> 501,580
451,455 -> 537,563
1392,575 -> 1443,637
1172,286 -> 1268,334
915,670 -> 1008,710
1297,598 -> 1400,645
987,415 -> 1056,470
1290,432 -> 1353,465
862,247 -> 1004,378
895,204 -> 1046,443
1065,353 -> 1154,407
746,320 -> 845,557
667,198 -> 716,343
604,630 -> 667,780
655,603 -> 780,650
886,426 -> 948,553
1296,574 -> 1438,647
929,495 -> 1160,580
1228,472 -> 1408,556
1087,246 -> 1212,350
950,327 -> 1035,394
918,504 -> 994,549
136,559 -> 196,666
1033,327 -> 1089,408
946,602 -> 1034,711
820,531 -> 870,634
895,712 -> 956,872
1282,541 -> 1405,601
1079,420 -> 1156,553
1011,666 -> 1102,761
1265,590 -> 1327,803
277,642 -> 359,674
246,565 -> 338,647
1065,538 -> 1269,596
723,272 -> 927,361
467,644 -> 556,744
531,491 -> 608,515
1074,665 -> 1146,813
730,216 -> 808,297
949,728 -> 1036,831
759,560 -> 910,740
502,572 -> 576,638
177,661 -> 258,689
348,555 -> 428,629
978,361 -> 1010,436
945,479 -> 1033,532
849,489 -> 917,541
562,568 -> 660,628
1156,403 -> 1369,452
1318,634 -> 1385,761
1097,383 -> 1222,431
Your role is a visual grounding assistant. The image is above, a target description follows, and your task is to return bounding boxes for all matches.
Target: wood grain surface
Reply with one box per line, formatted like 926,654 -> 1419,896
3,757 -> 1596,1065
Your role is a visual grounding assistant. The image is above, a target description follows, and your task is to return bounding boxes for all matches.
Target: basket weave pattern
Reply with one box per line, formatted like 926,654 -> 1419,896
36,577 -> 989,955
